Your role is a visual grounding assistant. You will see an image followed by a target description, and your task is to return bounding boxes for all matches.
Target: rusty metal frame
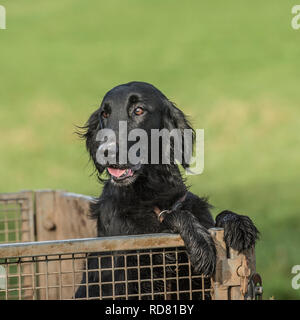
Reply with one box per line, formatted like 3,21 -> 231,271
209,228 -> 258,300
0,229 -> 258,300
0,233 -> 184,258
0,233 -> 211,300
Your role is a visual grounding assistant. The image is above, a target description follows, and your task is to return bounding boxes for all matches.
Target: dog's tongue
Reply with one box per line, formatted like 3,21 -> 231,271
107,167 -> 127,178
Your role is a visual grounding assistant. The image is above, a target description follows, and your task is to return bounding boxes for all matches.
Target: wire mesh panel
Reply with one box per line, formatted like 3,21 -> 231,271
75,248 -> 211,300
0,191 -> 34,244
0,234 -> 212,300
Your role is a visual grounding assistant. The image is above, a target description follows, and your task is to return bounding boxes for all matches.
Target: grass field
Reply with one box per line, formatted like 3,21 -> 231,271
0,0 -> 299,299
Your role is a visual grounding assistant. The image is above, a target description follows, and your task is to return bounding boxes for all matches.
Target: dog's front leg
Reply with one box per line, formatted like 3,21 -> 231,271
157,209 -> 216,276
215,210 -> 259,252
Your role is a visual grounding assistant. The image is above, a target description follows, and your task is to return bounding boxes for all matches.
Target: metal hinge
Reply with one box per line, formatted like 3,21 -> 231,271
245,273 -> 263,300
219,254 -> 263,300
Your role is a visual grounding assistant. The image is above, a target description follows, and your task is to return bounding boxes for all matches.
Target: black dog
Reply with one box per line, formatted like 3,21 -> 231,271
75,81 -> 259,299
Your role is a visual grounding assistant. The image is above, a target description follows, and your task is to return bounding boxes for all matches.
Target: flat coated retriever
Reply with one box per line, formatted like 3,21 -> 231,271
75,81 -> 259,299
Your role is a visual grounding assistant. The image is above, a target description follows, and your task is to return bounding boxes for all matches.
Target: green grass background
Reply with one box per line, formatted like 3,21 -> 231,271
0,0 -> 299,299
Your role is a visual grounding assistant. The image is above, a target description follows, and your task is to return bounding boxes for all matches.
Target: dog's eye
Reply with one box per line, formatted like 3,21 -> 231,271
101,111 -> 110,119
134,106 -> 144,116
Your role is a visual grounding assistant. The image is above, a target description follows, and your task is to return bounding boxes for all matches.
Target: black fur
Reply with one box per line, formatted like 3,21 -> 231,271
75,81 -> 259,299
215,210 -> 259,252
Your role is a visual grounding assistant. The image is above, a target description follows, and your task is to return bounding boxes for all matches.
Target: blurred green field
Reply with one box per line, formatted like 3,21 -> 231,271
0,0 -> 299,299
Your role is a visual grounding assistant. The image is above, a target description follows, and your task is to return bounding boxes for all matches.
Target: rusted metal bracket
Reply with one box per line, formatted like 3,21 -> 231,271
209,228 -> 262,300
245,273 -> 263,300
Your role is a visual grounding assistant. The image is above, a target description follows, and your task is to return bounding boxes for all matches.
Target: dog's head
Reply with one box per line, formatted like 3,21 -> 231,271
79,81 -> 194,186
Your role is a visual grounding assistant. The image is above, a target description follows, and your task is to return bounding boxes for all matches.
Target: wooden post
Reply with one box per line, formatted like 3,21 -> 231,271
35,190 -> 96,241
209,228 -> 228,300
209,227 -> 256,300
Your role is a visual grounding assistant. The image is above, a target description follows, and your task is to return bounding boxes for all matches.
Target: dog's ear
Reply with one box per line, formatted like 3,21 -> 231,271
162,99 -> 195,169
78,109 -> 101,153
76,109 -> 105,176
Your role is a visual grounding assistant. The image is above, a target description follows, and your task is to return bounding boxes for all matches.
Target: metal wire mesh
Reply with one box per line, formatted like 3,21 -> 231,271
0,195 -> 33,243
0,237 -> 212,300
75,248 -> 212,300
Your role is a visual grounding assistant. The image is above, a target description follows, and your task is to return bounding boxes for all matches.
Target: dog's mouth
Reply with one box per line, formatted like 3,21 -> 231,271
107,167 -> 134,180
107,163 -> 141,185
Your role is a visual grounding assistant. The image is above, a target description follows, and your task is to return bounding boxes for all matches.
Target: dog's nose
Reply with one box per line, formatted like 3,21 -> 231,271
96,142 -> 118,165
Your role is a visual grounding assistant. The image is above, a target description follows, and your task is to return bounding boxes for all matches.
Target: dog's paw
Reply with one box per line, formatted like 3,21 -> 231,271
215,210 -> 259,253
162,209 -> 216,276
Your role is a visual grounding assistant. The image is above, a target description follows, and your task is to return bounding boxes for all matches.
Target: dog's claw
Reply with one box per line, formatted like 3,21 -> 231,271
215,210 -> 259,253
